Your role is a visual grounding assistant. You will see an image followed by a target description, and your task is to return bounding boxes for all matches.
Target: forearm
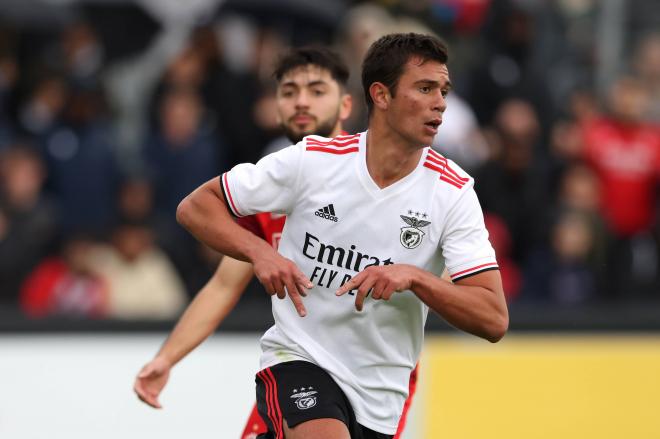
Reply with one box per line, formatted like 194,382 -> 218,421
411,268 -> 508,342
176,177 -> 272,263
156,258 -> 254,366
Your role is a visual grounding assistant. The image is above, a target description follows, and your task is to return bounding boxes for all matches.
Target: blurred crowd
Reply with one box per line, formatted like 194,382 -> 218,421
0,0 -> 658,320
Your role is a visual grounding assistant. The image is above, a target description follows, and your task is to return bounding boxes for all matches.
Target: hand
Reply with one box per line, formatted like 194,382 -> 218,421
133,356 -> 171,409
335,264 -> 417,311
251,247 -> 313,317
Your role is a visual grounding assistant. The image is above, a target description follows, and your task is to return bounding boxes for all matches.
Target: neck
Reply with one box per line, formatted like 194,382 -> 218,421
365,115 -> 424,189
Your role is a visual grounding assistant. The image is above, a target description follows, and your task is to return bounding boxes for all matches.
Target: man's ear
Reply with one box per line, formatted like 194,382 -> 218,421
369,82 -> 390,111
339,93 -> 353,122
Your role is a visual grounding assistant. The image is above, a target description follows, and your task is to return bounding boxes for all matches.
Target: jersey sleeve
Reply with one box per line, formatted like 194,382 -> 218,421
440,184 -> 499,282
221,142 -> 303,217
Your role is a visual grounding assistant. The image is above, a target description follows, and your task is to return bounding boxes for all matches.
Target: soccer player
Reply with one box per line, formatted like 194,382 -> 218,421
177,33 -> 508,438
134,46 -> 418,438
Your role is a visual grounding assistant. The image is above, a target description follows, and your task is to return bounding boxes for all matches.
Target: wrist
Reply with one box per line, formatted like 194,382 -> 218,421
244,238 -> 273,264
155,352 -> 176,369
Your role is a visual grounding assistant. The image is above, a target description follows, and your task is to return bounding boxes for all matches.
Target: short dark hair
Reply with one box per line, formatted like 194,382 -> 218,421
361,33 -> 449,114
273,46 -> 349,87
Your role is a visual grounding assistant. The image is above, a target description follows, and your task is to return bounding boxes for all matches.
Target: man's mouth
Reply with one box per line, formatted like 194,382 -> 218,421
292,114 -> 314,124
424,118 -> 442,129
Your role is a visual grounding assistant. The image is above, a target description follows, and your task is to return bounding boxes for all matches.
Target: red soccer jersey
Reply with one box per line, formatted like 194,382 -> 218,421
582,118 -> 660,236
236,212 -> 286,249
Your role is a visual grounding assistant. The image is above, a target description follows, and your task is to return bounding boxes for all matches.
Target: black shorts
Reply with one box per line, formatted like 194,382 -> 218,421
255,360 -> 393,439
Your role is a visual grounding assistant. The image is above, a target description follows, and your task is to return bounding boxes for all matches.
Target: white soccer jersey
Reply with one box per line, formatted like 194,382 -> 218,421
222,131 -> 498,434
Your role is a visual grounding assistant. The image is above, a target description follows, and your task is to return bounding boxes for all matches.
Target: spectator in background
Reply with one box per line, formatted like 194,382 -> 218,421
484,213 -> 521,302
39,83 -> 119,234
0,145 -> 58,304
143,87 -> 224,295
475,98 -> 549,264
581,75 -> 660,297
335,3 -> 395,132
48,21 -> 105,88
145,87 -> 223,219
523,163 -> 608,303
19,232 -> 107,318
18,76 -> 69,139
633,32 -> 660,123
547,211 -> 598,304
0,48 -> 18,148
463,0 -> 555,131
88,218 -> 187,320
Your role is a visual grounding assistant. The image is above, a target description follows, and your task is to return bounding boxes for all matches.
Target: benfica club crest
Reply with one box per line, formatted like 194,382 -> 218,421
291,387 -> 318,410
400,213 -> 431,249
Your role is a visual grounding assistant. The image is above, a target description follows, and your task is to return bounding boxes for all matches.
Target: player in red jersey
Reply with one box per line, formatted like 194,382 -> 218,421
134,46 -> 421,438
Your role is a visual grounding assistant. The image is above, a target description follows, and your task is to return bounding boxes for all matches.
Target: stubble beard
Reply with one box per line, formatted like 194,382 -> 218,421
283,108 -> 341,143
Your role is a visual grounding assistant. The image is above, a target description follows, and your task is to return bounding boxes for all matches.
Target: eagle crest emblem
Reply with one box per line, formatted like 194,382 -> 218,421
400,214 -> 431,249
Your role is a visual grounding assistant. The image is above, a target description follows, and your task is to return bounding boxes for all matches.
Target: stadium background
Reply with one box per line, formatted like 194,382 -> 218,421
1,0 -> 659,438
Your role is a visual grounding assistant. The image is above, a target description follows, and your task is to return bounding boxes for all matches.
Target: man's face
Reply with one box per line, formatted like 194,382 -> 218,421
276,65 -> 349,143
384,57 -> 451,147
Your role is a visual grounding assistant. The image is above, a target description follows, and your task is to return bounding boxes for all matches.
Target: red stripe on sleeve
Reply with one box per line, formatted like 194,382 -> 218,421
425,154 -> 469,182
423,162 -> 466,188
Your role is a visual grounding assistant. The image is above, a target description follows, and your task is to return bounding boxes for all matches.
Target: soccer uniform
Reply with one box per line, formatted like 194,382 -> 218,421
223,131 -> 497,434
237,212 -> 418,439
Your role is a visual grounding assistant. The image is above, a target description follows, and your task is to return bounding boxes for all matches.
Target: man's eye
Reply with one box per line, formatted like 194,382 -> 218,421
281,91 -> 294,98
312,89 -> 325,96
441,89 -> 449,97
420,86 -> 431,93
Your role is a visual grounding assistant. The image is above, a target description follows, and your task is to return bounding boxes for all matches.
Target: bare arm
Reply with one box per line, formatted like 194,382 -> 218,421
176,177 -> 269,263
411,268 -> 508,342
336,265 -> 508,343
134,257 -> 254,408
176,177 -> 312,316
155,257 -> 254,366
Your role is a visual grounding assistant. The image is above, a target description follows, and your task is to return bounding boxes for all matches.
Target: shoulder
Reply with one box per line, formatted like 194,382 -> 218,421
302,132 -> 361,156
422,147 -> 473,192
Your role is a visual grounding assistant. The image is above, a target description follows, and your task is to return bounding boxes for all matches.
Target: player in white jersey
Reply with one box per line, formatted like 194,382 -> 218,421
177,33 -> 509,439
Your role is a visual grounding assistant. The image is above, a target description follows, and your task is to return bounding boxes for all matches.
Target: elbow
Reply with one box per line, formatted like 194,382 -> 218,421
176,195 -> 194,230
485,312 -> 509,343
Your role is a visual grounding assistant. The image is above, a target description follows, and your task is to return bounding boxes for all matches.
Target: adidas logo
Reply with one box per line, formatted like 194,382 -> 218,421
315,204 -> 339,222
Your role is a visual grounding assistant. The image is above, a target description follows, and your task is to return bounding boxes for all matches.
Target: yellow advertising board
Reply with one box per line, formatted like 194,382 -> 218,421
422,335 -> 660,438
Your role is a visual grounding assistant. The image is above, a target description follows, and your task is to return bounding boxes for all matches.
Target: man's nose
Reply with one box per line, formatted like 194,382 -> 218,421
433,92 -> 446,113
295,90 -> 310,107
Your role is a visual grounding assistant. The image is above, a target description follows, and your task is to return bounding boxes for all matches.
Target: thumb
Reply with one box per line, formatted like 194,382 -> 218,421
138,364 -> 157,379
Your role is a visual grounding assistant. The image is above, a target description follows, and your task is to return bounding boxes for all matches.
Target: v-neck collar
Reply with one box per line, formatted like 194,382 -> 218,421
355,130 -> 429,199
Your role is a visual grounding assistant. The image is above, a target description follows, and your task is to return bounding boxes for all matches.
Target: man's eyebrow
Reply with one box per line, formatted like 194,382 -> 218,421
414,79 -> 453,89
307,80 -> 330,87
280,79 -> 330,88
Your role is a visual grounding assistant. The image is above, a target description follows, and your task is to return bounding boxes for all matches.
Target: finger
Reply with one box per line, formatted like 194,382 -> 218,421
354,277 -> 376,312
284,279 -> 307,317
371,279 -> 388,300
294,269 -> 314,290
259,278 -> 276,296
336,272 -> 365,296
295,281 -> 309,297
137,366 -> 154,379
289,291 -> 307,317
381,282 -> 397,300
135,385 -> 157,408
273,278 -> 286,299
